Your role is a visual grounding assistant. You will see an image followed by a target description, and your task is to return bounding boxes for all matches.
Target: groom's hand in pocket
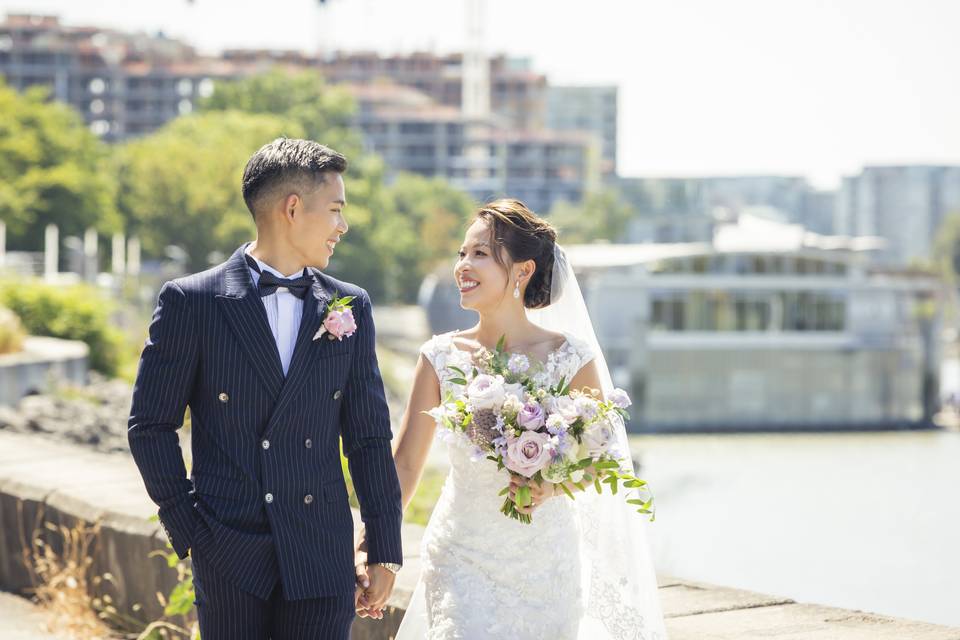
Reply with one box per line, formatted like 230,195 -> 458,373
358,565 -> 396,619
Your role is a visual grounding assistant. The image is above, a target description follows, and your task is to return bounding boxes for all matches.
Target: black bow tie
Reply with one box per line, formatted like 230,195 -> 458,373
245,254 -> 314,299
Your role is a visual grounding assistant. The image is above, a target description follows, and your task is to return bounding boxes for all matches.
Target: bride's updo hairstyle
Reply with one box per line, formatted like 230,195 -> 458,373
475,199 -> 560,309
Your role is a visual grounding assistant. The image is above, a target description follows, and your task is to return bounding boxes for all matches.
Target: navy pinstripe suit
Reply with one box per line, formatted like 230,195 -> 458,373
128,245 -> 403,636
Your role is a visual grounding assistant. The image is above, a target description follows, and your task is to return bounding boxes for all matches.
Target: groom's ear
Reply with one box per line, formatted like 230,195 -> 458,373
283,193 -> 300,221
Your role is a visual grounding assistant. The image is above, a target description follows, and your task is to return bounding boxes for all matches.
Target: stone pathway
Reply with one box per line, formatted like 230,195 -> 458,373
0,591 -> 68,640
2,422 -> 959,639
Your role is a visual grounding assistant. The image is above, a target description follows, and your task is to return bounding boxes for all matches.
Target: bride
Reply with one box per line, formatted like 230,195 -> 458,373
356,199 -> 667,639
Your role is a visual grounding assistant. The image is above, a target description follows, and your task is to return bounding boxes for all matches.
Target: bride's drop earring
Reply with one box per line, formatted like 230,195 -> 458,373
513,280 -> 521,299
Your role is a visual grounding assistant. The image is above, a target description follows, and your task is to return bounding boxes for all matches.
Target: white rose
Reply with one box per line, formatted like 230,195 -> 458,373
551,396 -> 581,424
580,415 -> 618,457
467,374 -> 506,411
502,394 -> 523,418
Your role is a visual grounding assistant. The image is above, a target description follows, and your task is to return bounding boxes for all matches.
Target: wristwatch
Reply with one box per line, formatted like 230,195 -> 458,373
375,562 -> 402,575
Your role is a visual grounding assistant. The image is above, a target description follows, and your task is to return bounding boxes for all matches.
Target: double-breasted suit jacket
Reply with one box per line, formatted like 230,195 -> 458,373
128,245 -> 403,600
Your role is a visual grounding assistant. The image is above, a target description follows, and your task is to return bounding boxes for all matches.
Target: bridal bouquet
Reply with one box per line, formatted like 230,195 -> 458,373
425,337 -> 655,524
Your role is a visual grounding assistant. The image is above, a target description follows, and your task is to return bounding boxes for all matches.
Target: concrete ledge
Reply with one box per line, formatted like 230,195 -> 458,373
1,430 -> 958,639
0,336 -> 88,406
664,602 -> 960,640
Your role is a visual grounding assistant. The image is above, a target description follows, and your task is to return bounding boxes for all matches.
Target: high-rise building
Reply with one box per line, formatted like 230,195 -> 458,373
316,51 -> 548,131
0,14 -> 600,209
836,166 -> 960,265
546,86 -> 617,177
617,175 -> 835,241
0,14 -> 256,140
347,82 -> 597,213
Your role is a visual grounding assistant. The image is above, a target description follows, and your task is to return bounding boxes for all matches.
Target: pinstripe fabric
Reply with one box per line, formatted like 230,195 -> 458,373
128,244 -> 403,605
192,545 -> 354,640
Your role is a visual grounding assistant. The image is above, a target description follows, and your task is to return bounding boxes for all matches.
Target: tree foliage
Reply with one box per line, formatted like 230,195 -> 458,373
0,79 -> 120,249
199,69 -> 361,158
114,110 -> 298,272
548,188 -> 636,244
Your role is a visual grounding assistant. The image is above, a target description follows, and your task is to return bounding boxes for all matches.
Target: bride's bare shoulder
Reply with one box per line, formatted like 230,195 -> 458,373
528,328 -> 568,351
449,328 -> 482,353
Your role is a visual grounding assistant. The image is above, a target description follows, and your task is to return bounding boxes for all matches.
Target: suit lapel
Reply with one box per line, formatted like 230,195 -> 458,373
267,271 -> 331,428
214,245 -> 285,400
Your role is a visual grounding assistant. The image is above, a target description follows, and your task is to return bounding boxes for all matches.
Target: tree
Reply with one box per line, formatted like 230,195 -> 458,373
0,79 -> 120,249
932,211 -> 960,331
200,70 -> 476,303
548,188 -> 637,244
115,111 -> 299,271
199,69 -> 361,158
377,173 -> 475,302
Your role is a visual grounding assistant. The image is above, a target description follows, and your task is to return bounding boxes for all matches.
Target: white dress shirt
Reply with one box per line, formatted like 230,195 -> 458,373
245,246 -> 305,376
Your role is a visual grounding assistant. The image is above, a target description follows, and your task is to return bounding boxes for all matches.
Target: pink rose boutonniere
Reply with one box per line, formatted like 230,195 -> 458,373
313,294 -> 358,341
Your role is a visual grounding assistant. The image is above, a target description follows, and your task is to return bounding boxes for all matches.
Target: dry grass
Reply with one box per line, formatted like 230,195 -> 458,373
19,502 -> 117,639
0,305 -> 25,354
17,501 -> 197,640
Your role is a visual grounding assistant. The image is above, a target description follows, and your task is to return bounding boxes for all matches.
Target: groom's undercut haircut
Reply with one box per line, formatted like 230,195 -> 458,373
242,137 -> 347,220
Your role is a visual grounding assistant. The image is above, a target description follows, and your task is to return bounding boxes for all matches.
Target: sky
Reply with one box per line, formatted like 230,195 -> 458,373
4,0 -> 960,189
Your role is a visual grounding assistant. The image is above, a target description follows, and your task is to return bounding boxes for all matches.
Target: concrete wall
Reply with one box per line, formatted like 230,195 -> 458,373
1,430 -> 957,639
0,337 -> 88,406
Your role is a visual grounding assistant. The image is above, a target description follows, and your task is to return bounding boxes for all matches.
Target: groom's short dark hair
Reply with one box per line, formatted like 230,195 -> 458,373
242,138 -> 347,220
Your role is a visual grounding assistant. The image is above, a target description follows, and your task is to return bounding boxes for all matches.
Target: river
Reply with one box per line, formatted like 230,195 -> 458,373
631,429 -> 960,626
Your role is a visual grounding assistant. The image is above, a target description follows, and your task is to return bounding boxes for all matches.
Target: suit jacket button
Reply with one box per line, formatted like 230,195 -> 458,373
333,389 -> 342,400
264,493 -> 274,504
304,438 -> 312,449
218,392 -> 229,403
303,494 -> 314,505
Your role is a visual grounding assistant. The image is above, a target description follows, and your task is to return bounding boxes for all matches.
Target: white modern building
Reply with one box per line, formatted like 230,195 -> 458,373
562,213 -> 941,432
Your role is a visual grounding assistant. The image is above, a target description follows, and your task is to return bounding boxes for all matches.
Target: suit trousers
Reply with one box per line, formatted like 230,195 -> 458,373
192,546 -> 355,640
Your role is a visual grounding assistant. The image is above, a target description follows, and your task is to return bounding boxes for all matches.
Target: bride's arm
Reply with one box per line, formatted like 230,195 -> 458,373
356,353 -> 440,546
355,353 -> 441,616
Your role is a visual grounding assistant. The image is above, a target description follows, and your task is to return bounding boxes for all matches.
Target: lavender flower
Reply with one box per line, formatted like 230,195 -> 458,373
545,413 -> 568,435
507,353 -> 530,375
609,388 -> 632,409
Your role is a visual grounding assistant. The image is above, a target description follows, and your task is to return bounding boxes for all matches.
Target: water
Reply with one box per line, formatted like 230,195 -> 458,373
631,430 -> 960,626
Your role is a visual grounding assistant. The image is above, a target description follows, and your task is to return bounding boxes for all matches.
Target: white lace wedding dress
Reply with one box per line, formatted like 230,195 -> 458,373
395,331 -> 667,640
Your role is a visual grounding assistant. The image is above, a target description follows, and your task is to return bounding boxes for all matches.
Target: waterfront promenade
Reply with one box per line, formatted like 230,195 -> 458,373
1,429 -> 957,639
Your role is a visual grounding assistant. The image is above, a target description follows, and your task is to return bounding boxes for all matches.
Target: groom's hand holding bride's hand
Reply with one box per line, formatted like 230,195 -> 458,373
354,535 -> 396,620
510,475 -> 559,515
356,564 -> 396,620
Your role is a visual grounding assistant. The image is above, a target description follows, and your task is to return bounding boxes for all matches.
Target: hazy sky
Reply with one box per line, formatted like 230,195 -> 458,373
5,0 -> 960,188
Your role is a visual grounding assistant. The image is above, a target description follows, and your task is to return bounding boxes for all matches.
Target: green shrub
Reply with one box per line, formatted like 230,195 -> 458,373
0,305 -> 25,354
0,280 -> 124,375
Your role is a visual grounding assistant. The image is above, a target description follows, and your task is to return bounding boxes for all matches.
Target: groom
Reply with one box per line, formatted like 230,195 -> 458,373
128,138 -> 403,639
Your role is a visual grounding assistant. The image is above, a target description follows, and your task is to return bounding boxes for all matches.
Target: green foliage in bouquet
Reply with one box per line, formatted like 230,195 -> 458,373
431,335 -> 655,525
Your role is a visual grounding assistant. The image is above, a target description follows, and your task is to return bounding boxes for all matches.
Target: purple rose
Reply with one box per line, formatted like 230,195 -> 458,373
517,401 -> 545,430
504,431 -> 552,478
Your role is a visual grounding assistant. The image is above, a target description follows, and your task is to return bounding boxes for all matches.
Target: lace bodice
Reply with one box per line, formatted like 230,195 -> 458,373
420,330 -> 596,400
407,331 -> 596,638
